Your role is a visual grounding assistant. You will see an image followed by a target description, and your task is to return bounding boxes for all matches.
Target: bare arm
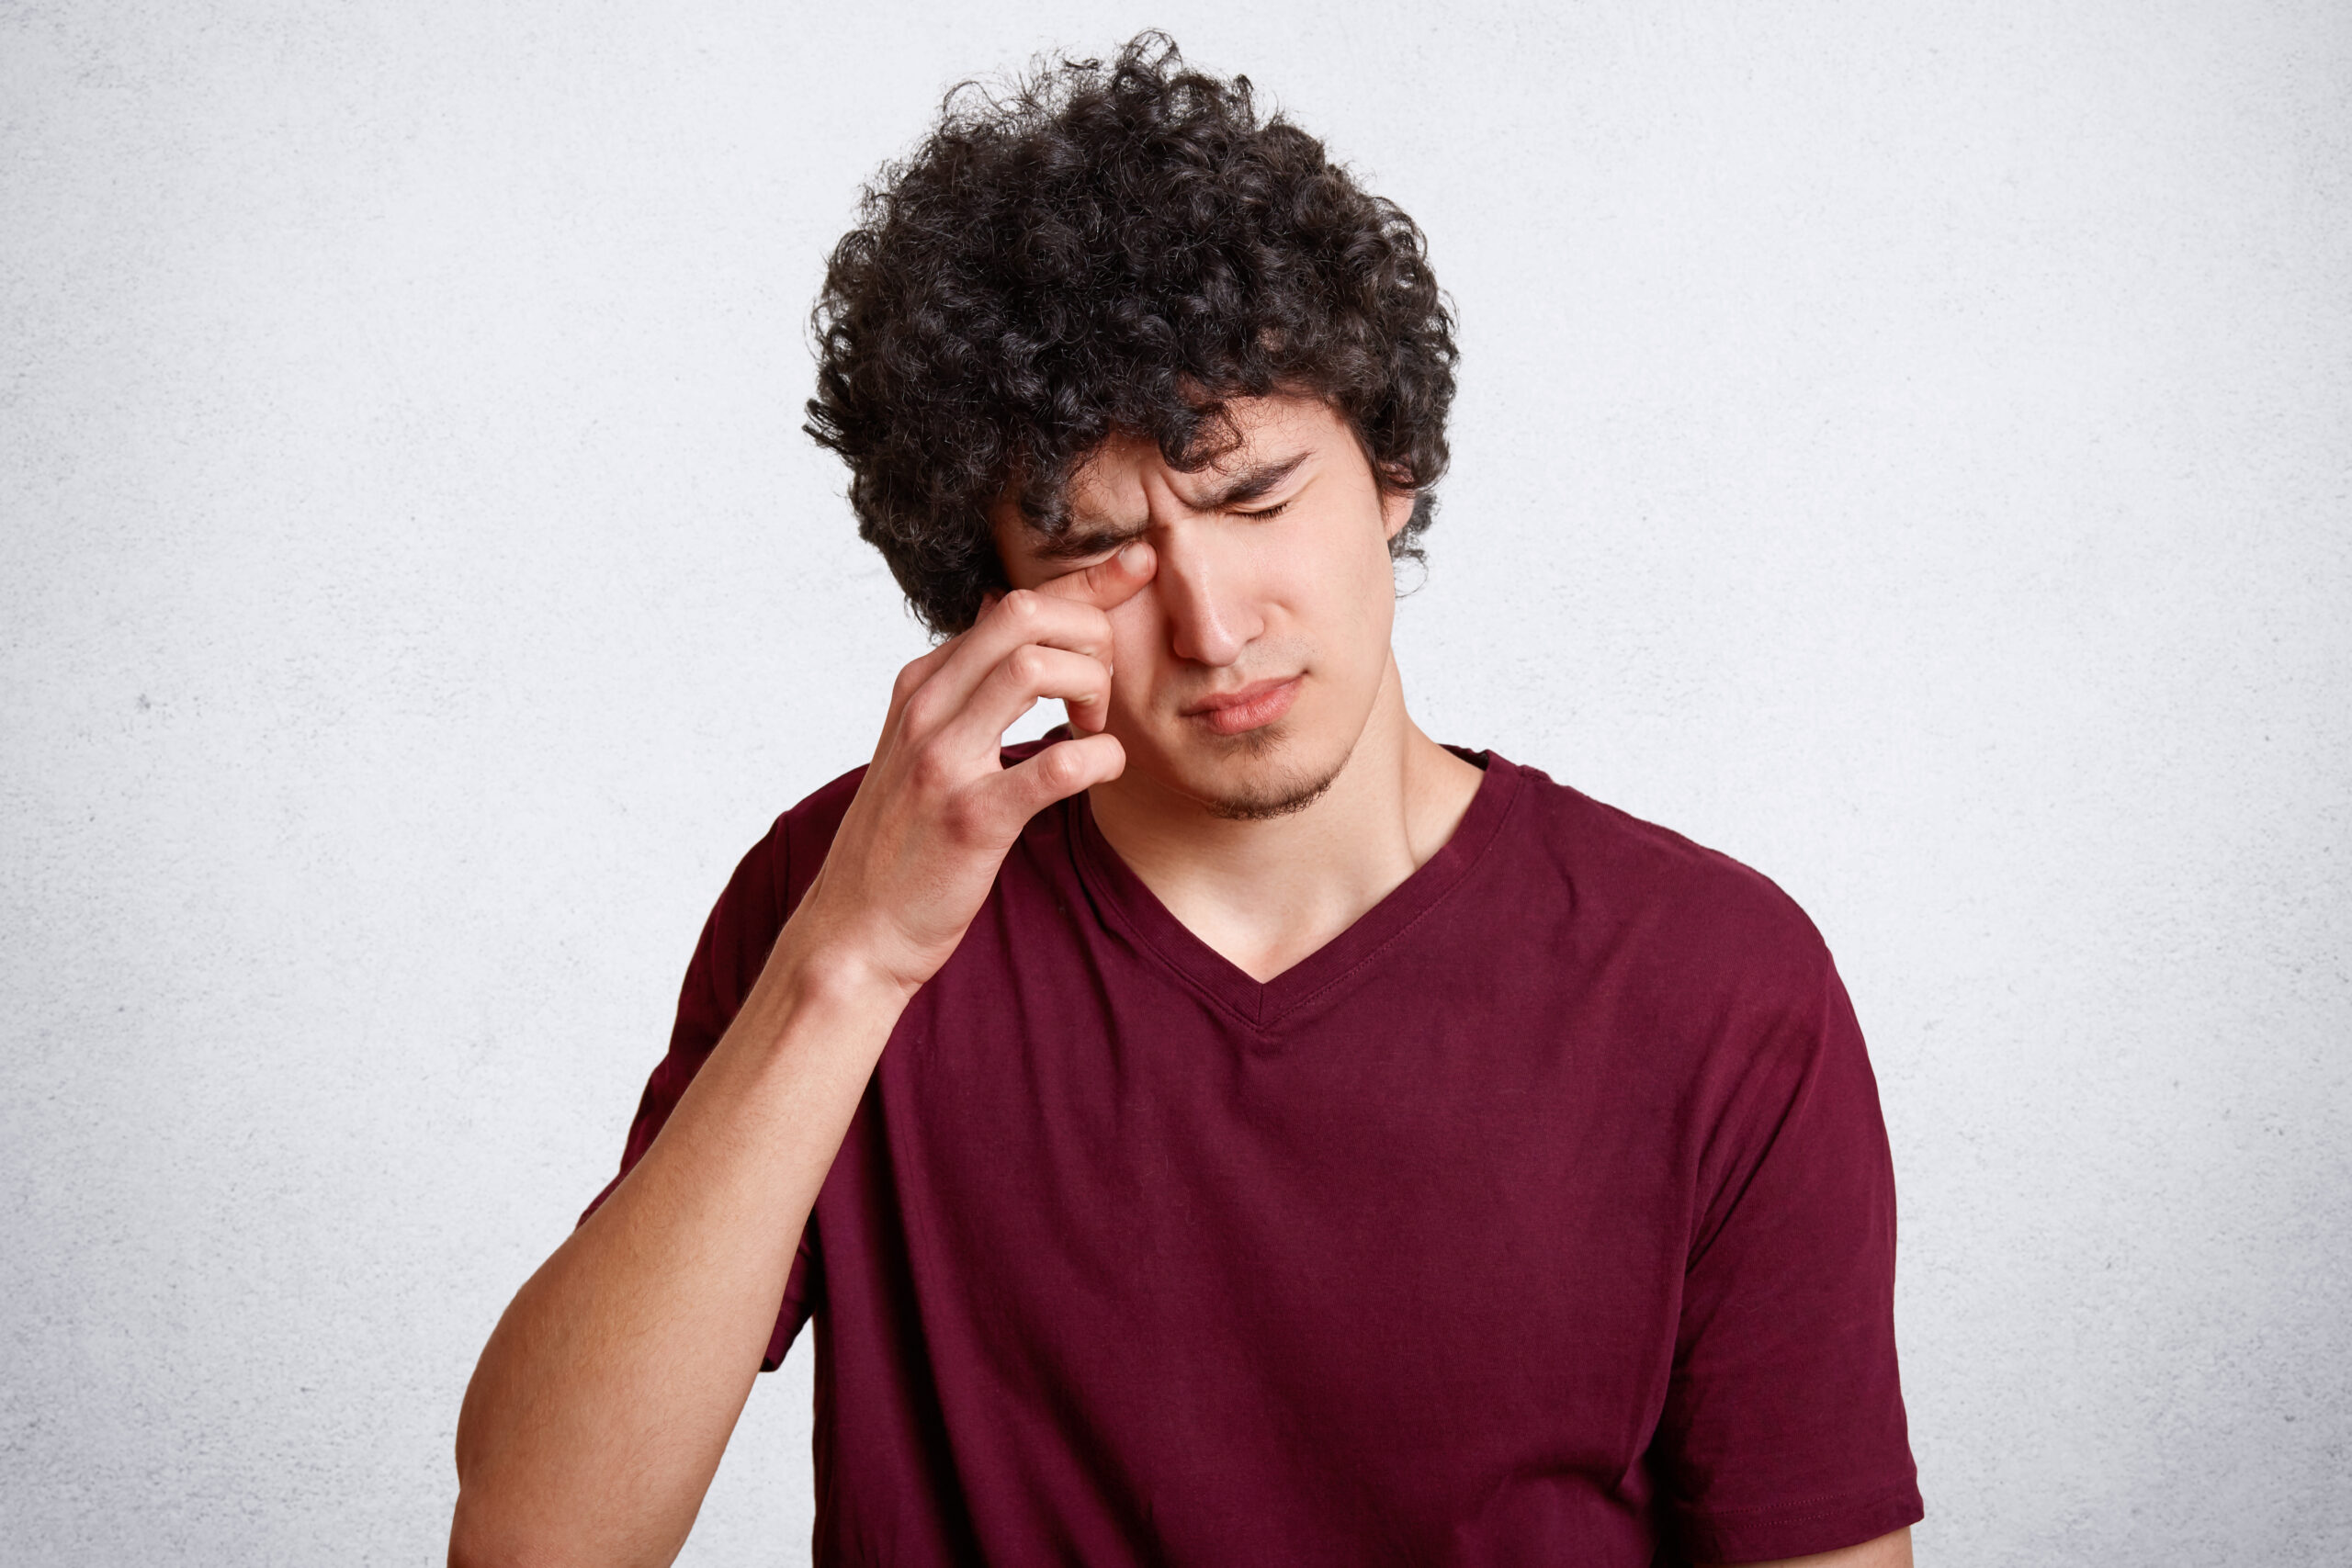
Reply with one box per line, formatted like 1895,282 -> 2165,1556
447,547 -> 1157,1568
1712,1526 -> 1914,1568
448,942 -> 899,1567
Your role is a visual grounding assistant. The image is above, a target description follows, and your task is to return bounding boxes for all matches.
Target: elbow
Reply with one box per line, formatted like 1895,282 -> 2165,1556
449,1473 -> 663,1568
447,1489 -> 578,1568
449,1374 -> 543,1568
446,1490 -> 525,1568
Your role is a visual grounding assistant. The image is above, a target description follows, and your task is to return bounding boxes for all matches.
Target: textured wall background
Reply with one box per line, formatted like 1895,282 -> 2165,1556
4,2 -> 2346,1562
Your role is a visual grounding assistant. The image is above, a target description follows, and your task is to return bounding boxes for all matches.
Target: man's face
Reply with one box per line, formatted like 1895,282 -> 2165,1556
992,394 -> 1412,820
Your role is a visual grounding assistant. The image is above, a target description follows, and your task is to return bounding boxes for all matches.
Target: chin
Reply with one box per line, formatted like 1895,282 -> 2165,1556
1176,725 -> 1351,822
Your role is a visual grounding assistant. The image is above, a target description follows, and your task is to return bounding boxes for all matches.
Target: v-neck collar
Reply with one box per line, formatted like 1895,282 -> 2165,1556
1065,746 -> 1522,1032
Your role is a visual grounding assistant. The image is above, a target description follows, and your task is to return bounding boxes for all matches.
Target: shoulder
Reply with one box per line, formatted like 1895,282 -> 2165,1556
1486,757 -> 1874,1183
1487,752 -> 1835,1005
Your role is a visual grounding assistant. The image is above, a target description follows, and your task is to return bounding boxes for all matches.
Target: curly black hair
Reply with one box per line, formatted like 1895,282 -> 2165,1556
803,31 -> 1459,635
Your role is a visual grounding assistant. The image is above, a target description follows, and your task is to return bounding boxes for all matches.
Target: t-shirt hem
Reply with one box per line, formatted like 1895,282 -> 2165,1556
1669,1476 -> 1923,1563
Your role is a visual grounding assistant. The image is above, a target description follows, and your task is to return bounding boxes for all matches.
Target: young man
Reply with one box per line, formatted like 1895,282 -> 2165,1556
451,35 -> 1921,1568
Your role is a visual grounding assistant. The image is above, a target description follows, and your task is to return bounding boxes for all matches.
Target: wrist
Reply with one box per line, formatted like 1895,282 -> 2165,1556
742,913 -> 925,1046
775,932 -> 922,1013
711,937 -> 911,1094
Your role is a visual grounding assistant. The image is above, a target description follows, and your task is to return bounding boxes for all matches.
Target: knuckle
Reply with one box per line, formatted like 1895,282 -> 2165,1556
899,685 -> 946,734
1000,588 -> 1043,625
1007,645 -> 1049,686
939,788 -> 993,844
908,744 -> 956,794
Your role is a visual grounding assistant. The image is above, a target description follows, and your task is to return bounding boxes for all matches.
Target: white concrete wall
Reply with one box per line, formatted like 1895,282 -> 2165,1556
4,2 -> 2346,1562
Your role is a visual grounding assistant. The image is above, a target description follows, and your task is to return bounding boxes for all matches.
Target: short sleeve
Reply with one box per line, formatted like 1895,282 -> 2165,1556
1650,957 -> 1923,1562
577,815 -> 819,1371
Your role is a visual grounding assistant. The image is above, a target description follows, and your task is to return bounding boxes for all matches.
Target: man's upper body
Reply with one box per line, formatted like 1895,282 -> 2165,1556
587,736 -> 1919,1565
449,33 -> 1920,1568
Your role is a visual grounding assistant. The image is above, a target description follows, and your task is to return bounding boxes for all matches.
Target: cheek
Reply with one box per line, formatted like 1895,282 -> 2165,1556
1356,547 -> 1397,642
1104,595 -> 1161,706
1292,521 -> 1394,652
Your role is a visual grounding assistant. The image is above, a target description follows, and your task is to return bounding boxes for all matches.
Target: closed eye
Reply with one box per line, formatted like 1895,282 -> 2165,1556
1235,499 -> 1294,520
1037,531 -> 1144,565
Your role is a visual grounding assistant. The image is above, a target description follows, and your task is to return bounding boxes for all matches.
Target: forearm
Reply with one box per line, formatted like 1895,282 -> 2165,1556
449,934 -> 907,1568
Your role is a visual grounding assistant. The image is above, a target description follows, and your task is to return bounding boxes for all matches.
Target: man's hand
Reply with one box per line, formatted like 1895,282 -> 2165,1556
788,540 -> 1156,996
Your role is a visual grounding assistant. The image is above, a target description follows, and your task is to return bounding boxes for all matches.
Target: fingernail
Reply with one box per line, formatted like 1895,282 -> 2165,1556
1118,541 -> 1147,570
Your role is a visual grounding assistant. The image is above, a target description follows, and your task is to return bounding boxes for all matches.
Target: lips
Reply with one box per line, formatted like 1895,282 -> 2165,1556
1182,675 -> 1303,736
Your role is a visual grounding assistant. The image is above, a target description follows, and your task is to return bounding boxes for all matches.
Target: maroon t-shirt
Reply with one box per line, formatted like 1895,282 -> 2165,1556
587,745 -> 1921,1565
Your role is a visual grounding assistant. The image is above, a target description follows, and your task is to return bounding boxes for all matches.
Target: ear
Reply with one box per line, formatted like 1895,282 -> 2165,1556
1377,472 -> 1416,543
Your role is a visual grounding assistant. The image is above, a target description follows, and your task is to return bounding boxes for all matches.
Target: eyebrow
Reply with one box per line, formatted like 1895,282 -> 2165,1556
1030,452 -> 1312,561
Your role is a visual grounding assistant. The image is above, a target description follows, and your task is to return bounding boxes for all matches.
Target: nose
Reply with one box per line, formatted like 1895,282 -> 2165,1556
1149,526 -> 1261,668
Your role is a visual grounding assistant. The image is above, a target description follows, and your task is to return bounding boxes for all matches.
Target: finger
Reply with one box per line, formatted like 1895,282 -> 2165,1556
938,645 -> 1113,756
981,732 -> 1125,825
885,637 -> 960,730
1035,539 -> 1156,614
898,590 -> 1115,739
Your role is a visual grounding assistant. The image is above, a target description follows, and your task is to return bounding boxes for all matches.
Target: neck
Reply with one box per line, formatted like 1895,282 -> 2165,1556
1085,654 -> 1484,983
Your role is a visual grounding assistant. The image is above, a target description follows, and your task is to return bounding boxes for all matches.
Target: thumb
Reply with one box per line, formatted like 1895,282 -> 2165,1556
986,731 -> 1125,822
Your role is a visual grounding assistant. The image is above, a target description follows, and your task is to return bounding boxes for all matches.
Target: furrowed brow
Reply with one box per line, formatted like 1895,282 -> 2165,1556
1025,452 -> 1312,562
1193,452 -> 1308,511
